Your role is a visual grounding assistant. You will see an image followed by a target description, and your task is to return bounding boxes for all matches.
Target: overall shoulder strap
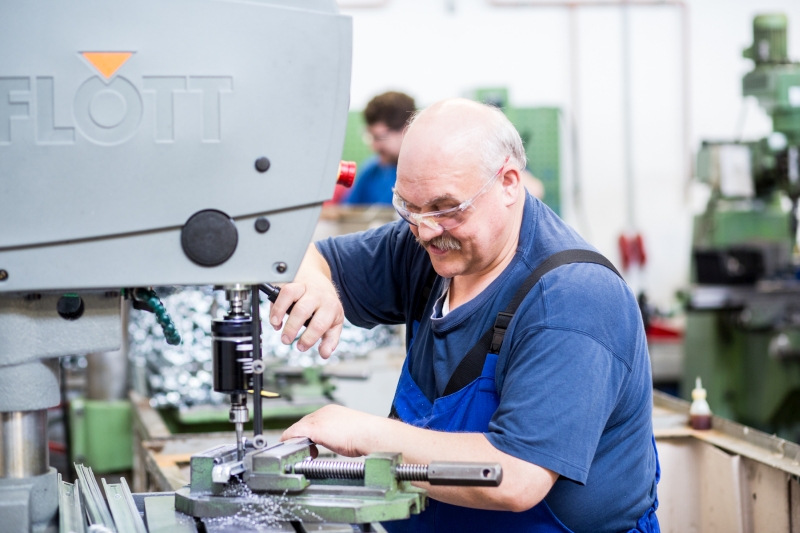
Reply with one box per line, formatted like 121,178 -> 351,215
441,249 -> 622,397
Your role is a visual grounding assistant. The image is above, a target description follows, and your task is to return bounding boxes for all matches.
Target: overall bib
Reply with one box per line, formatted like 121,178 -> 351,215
384,250 -> 661,533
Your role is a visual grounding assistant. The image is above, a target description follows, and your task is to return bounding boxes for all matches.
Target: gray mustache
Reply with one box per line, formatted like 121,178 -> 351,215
415,234 -> 462,251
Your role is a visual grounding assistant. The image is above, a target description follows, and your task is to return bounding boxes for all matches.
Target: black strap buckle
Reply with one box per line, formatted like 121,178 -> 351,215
491,312 -> 514,353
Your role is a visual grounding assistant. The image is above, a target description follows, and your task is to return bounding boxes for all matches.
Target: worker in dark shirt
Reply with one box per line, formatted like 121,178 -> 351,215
273,98 -> 659,533
343,91 -> 415,205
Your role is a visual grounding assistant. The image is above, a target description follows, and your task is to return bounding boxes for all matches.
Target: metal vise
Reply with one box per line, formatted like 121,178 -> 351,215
175,437 -> 502,525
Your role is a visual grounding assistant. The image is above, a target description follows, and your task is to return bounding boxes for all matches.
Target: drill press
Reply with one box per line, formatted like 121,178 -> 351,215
212,285 -> 255,460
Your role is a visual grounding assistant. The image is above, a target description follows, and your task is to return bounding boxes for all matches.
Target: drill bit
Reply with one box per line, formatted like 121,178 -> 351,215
235,422 -> 244,461
229,395 -> 249,463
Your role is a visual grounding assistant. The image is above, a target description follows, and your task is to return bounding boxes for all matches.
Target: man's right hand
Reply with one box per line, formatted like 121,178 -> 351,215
268,244 -> 344,358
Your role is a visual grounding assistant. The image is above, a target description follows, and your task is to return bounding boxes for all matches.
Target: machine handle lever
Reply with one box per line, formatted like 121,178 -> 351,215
425,462 -> 503,487
259,283 -> 312,327
287,459 -> 503,487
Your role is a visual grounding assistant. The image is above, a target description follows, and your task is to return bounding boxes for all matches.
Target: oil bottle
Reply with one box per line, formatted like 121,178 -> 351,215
690,377 -> 712,430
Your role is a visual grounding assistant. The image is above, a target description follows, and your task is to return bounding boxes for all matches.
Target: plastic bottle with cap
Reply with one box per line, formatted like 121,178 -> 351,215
689,377 -> 712,430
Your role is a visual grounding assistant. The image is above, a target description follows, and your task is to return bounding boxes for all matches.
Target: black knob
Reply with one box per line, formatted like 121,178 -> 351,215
181,209 -> 238,267
255,157 -> 271,173
254,217 -> 271,234
57,294 -> 84,320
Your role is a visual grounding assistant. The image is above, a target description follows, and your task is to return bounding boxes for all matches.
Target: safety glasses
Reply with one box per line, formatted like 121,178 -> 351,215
392,156 -> 509,231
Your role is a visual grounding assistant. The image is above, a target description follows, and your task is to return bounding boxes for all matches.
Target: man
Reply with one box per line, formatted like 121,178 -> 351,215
342,91 -> 415,205
271,99 -> 659,532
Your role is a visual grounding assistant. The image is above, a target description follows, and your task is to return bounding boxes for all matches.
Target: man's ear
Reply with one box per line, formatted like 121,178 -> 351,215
501,168 -> 522,206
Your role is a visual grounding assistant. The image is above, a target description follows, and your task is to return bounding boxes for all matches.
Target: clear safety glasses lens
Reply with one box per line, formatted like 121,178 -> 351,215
392,156 -> 509,231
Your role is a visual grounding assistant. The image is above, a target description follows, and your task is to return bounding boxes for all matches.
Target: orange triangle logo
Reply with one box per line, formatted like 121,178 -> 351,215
81,52 -> 134,80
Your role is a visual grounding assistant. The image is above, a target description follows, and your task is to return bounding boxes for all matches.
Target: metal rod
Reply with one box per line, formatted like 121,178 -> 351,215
286,460 -> 502,486
0,409 -> 48,478
252,285 -> 263,437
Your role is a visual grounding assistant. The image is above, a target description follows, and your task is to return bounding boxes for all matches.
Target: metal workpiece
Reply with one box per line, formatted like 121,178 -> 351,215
75,464 -> 116,532
58,473 -> 86,533
212,461 -> 246,484
0,410 -> 48,478
102,478 -> 147,533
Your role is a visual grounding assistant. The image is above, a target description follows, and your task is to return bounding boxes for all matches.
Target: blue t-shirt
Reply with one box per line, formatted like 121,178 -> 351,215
316,194 -> 656,533
343,156 -> 397,205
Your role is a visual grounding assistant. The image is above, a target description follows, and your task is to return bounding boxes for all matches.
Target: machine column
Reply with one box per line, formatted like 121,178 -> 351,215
0,410 -> 48,479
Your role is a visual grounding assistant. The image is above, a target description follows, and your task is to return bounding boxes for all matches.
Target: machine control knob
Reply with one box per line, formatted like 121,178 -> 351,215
57,294 -> 84,320
181,209 -> 238,267
254,217 -> 271,234
255,157 -> 271,173
337,161 -> 357,188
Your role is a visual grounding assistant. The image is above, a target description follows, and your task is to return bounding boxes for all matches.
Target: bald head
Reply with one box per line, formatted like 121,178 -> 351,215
393,99 -> 528,281
399,98 -> 526,179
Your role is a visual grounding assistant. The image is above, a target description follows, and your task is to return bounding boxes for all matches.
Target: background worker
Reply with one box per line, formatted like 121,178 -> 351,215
271,99 -> 659,533
342,91 -> 415,205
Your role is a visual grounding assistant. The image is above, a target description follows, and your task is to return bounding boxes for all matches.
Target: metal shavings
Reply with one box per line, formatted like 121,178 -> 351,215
202,483 -> 321,530
129,287 -> 400,410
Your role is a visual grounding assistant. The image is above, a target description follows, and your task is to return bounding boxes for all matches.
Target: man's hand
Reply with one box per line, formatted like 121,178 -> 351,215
281,404 -> 388,457
269,244 -> 344,358
280,405 -> 558,512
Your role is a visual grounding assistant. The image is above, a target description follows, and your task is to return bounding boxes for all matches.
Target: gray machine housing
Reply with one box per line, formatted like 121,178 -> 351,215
0,1 -> 352,531
0,0 -> 352,292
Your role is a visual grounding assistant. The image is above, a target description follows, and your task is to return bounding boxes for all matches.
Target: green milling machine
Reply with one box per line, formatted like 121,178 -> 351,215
685,14 -> 800,439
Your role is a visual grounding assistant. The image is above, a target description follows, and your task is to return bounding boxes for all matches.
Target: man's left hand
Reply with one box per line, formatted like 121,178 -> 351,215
280,405 -> 387,457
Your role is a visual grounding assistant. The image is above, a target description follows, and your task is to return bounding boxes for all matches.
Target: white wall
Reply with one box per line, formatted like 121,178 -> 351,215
339,0 -> 800,307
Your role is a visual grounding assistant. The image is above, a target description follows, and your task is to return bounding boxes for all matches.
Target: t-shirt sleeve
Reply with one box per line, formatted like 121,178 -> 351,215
485,327 -> 627,484
315,220 -> 418,328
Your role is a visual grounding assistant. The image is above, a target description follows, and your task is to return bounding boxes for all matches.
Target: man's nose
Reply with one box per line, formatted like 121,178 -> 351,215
417,219 -> 444,241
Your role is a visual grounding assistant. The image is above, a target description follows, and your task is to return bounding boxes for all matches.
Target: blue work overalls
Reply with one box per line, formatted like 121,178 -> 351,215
384,250 -> 661,533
